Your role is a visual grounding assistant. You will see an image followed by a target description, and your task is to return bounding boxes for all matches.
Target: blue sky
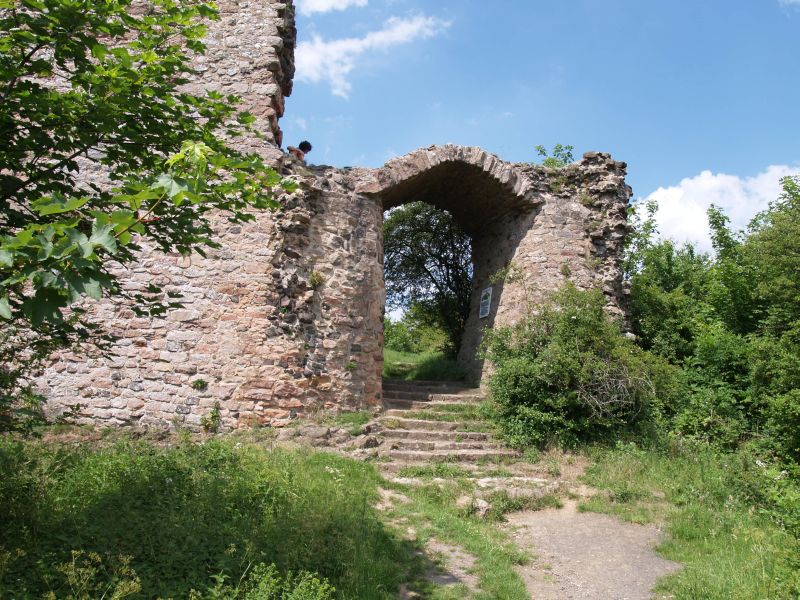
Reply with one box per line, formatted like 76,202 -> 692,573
285,0 -> 800,250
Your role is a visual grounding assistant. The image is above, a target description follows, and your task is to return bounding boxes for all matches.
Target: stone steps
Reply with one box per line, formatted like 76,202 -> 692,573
385,439 -> 505,452
379,417 -> 468,432
381,429 -> 490,442
386,449 -> 518,463
377,461 -> 517,475
374,380 -> 527,491
384,399 -> 483,411
383,389 -> 483,399
389,476 -> 558,499
383,408 -> 484,420
383,379 -> 478,394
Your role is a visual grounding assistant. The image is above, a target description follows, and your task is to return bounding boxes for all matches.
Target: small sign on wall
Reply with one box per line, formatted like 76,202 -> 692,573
479,286 -> 493,319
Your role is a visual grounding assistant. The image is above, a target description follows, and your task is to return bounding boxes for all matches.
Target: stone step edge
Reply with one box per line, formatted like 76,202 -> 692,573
383,395 -> 485,402
381,429 -> 490,441
390,476 -> 551,487
378,417 -> 486,431
385,441 -> 505,451
383,400 -> 484,411
383,379 -> 479,388
385,449 -> 519,462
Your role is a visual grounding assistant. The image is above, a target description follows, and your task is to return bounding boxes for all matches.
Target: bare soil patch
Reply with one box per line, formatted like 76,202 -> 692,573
505,498 -> 680,600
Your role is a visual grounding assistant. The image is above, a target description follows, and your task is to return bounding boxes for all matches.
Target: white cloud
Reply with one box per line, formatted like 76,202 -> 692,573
639,165 -> 800,252
779,0 -> 800,5
293,117 -> 308,130
296,15 -> 450,98
296,0 -> 368,16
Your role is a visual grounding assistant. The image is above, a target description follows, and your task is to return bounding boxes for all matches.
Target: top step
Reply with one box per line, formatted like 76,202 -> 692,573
382,379 -> 480,394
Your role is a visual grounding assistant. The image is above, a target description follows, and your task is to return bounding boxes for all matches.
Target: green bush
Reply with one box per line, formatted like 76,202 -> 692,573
383,318 -> 418,353
483,284 -> 678,448
0,438 -> 409,599
764,390 -> 800,466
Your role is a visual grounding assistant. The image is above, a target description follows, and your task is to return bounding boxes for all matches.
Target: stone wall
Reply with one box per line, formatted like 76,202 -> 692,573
183,0 -> 296,160
38,1 -> 633,429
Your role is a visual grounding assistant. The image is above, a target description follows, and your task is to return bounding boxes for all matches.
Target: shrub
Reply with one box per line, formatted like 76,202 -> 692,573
483,284 -> 678,448
383,318 -> 418,353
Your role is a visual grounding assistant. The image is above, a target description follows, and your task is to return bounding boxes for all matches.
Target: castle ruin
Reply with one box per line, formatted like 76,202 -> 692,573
38,0 -> 632,429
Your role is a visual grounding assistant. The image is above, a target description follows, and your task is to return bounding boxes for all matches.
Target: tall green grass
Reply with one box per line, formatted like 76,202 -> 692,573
0,437 -> 418,599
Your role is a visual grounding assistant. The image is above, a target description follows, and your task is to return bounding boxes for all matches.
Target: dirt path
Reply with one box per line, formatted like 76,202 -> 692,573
505,498 -> 680,600
353,380 -> 683,599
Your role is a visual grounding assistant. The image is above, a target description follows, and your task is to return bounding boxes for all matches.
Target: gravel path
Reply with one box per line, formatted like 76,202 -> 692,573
505,499 -> 681,600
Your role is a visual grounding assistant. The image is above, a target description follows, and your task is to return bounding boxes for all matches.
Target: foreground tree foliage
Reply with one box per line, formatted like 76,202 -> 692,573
0,0 -> 291,423
383,202 -> 472,356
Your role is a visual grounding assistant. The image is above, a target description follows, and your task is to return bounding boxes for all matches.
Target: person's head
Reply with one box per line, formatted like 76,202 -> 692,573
298,140 -> 312,154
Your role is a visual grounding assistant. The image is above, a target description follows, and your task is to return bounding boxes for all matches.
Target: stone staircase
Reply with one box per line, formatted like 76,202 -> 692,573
372,380 -> 558,498
375,380 -> 559,499
380,379 -> 515,462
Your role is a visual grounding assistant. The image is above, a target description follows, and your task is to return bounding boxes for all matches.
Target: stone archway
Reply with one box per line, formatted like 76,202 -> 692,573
354,145 -> 544,381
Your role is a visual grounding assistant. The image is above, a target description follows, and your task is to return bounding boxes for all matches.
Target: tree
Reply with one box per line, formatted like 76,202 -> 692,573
622,177 -> 800,458
383,202 -> 472,356
0,0 -> 291,422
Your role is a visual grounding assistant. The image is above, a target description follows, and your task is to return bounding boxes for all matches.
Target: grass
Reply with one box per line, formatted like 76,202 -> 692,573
0,436 -> 425,599
483,491 -> 563,521
385,480 -> 532,599
397,463 -> 474,479
314,410 -> 372,435
580,442 -> 800,599
0,428 -> 541,599
383,349 -> 467,381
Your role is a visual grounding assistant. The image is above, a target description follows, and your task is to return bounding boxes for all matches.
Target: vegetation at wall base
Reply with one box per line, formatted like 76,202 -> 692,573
482,283 -> 677,449
479,174 -> 800,598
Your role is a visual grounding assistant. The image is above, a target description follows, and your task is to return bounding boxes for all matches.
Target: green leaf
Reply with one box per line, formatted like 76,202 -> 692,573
0,247 -> 12,267
89,222 -> 117,254
22,288 -> 65,326
0,296 -> 11,320
111,210 -> 137,228
31,195 -> 89,216
153,173 -> 190,204
83,278 -> 102,300
91,43 -> 108,61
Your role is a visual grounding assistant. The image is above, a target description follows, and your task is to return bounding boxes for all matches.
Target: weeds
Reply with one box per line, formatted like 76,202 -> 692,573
0,437 -> 419,599
484,492 -> 563,521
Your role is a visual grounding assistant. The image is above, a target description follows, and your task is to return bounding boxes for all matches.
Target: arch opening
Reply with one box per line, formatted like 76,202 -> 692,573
369,149 -> 540,383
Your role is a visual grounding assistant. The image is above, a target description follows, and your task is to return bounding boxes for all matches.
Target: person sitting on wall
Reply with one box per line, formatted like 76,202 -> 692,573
287,140 -> 312,163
